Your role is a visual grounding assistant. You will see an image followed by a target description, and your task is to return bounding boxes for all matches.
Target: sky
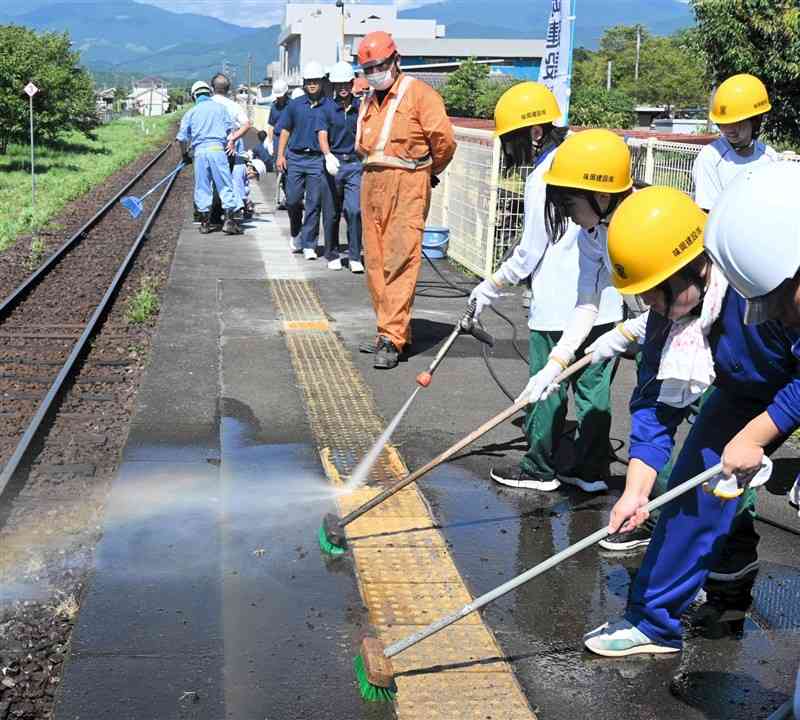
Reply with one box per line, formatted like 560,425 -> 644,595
134,0 -> 441,26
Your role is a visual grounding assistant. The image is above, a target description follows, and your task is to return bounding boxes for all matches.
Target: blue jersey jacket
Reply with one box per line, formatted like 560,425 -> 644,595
630,288 -> 800,472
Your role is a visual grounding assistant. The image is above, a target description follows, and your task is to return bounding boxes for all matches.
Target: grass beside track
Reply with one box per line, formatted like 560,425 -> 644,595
0,113 -> 180,252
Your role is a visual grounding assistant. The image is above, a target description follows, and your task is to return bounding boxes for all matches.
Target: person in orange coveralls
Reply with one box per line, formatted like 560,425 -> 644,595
355,31 -> 457,369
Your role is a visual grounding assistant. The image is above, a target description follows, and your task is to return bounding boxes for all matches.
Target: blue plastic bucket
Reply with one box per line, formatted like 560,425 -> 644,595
422,226 -> 449,259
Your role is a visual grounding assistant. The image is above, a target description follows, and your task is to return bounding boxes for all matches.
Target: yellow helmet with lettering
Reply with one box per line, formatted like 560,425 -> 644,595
494,82 -> 562,137
543,129 -> 632,193
709,73 -> 771,124
608,186 -> 708,295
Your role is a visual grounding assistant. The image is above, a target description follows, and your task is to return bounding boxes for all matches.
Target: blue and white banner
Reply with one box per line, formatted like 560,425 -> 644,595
537,0 -> 576,126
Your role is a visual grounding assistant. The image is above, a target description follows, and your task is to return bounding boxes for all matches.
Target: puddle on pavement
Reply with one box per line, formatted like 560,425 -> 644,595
218,400 -> 392,720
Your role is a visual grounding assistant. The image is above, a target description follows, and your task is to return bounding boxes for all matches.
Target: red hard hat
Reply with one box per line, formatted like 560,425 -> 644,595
358,31 -> 397,69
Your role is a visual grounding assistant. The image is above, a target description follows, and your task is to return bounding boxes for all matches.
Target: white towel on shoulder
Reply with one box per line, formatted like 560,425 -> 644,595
657,265 -> 728,408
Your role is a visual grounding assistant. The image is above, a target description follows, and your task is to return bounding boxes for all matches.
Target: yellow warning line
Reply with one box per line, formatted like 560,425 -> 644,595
270,279 -> 536,719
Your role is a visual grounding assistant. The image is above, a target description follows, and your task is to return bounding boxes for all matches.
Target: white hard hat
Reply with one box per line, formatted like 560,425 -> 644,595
249,158 -> 267,179
303,61 -> 325,80
190,80 -> 212,98
329,61 -> 355,84
273,79 -> 289,96
291,87 -> 305,99
705,161 -> 800,325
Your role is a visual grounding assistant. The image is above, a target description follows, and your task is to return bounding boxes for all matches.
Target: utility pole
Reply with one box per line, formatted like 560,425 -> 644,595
606,60 -> 612,91
248,53 -> 253,95
634,25 -> 641,82
336,0 -> 346,61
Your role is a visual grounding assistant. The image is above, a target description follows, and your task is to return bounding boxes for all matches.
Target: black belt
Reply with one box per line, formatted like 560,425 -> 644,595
334,152 -> 358,162
290,148 -> 321,156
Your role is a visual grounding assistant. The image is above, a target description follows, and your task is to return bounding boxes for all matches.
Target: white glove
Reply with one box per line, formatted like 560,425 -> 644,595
516,360 -> 563,405
266,141 -> 274,156
325,153 -> 341,176
585,324 -> 636,364
245,149 -> 254,161
703,457 -> 773,500
469,279 -> 501,317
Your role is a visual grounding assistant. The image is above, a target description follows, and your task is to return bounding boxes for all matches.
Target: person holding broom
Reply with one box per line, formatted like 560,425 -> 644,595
583,182 -> 800,657
469,84 -> 623,494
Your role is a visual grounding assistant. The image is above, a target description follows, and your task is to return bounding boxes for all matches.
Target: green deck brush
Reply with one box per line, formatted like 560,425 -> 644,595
318,518 -> 346,557
354,638 -> 396,702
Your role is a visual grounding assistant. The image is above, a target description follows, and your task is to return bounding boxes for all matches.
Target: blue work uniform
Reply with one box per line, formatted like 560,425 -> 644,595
279,95 -> 334,248
251,141 -> 271,171
624,289 -> 800,648
176,96 -> 238,213
316,98 -> 362,262
232,163 -> 249,206
269,102 -> 289,162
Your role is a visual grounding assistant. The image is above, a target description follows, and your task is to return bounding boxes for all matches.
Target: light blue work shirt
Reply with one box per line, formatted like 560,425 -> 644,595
176,95 -> 234,152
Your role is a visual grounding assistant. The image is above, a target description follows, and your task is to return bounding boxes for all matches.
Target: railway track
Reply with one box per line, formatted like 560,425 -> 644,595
0,141 -> 182,498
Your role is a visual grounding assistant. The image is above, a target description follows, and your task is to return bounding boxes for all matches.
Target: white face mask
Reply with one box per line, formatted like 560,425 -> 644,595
367,69 -> 394,91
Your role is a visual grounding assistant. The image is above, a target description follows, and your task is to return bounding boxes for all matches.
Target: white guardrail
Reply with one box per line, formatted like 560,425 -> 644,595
433,129 -> 800,279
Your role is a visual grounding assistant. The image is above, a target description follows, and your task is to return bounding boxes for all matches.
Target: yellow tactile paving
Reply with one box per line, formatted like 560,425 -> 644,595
352,546 -> 463,583
394,674 -> 535,720
362,584 -> 478,625
269,278 -> 536,719
378,624 -> 510,672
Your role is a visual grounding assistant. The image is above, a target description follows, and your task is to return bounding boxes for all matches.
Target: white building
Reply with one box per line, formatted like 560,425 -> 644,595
125,77 -> 170,116
275,0 -> 544,89
277,0 -> 445,86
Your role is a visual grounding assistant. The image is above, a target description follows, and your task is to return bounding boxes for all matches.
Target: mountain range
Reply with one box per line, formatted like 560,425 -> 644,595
1,0 -> 695,82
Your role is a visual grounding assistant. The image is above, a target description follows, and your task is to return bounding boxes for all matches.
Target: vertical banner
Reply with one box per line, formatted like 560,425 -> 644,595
537,0 -> 576,126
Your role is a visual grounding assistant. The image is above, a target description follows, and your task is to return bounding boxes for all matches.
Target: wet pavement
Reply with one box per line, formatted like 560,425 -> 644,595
56,172 -> 799,719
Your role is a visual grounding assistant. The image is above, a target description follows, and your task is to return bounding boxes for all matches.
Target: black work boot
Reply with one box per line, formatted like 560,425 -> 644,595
199,212 -> 218,234
374,337 -> 399,369
222,209 -> 244,235
193,206 -> 203,223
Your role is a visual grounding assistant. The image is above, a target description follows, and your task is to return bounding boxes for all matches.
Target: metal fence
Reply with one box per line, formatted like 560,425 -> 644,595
434,128 -> 800,280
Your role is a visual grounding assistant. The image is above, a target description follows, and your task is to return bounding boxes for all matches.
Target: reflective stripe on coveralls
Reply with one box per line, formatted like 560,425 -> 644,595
356,77 -> 432,171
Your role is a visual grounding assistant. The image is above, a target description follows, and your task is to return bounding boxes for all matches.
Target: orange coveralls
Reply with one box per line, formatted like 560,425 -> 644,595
357,73 -> 456,352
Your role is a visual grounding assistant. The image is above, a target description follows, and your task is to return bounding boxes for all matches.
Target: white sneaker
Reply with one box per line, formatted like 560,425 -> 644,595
489,465 -> 561,492
349,260 -> 364,273
558,474 -> 609,493
584,620 -> 679,658
327,258 -> 342,271
289,235 -> 302,253
303,247 -> 317,261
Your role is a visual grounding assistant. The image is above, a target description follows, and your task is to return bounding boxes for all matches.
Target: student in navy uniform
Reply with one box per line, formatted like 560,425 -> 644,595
276,63 -> 332,258
703,161 -> 800,720
251,130 -> 272,172
316,61 -> 364,273
267,80 -> 290,168
582,186 -> 800,657
176,80 -> 242,235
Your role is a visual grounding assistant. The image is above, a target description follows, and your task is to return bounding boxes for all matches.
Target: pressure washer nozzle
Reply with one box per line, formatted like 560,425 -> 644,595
416,372 -> 432,387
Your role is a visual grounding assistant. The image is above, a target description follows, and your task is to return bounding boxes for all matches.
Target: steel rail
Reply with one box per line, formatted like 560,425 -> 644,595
0,160 -> 183,497
0,142 -> 172,320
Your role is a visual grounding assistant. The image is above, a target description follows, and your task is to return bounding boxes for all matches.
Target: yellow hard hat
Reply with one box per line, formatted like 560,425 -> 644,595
494,82 -> 562,137
608,186 -> 708,295
709,73 -> 771,124
543,129 -> 632,193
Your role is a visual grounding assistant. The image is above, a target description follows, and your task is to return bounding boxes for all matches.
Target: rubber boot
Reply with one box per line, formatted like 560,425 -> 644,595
222,209 -> 244,235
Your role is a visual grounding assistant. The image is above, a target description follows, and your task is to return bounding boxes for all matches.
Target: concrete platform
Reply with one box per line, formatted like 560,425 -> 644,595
56,169 -> 800,720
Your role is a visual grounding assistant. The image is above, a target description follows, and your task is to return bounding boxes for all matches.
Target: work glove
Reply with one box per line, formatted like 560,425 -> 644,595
431,175 -> 440,189
266,142 -> 274,156
182,152 -> 192,165
585,323 -> 636,364
325,153 -> 341,176
469,278 -> 501,318
245,149 -> 254,161
703,456 -> 773,500
516,359 -> 563,405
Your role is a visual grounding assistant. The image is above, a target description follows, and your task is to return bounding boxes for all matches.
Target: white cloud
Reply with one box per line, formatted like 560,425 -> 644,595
134,0 -> 286,27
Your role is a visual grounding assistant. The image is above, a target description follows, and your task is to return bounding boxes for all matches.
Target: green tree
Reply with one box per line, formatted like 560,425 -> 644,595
0,24 -> 98,154
475,78 -> 521,120
440,58 -> 490,118
569,86 -> 637,128
572,24 -> 709,111
691,0 -> 800,146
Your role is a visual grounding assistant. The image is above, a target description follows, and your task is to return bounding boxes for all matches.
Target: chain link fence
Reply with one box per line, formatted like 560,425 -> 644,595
434,127 -> 800,280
